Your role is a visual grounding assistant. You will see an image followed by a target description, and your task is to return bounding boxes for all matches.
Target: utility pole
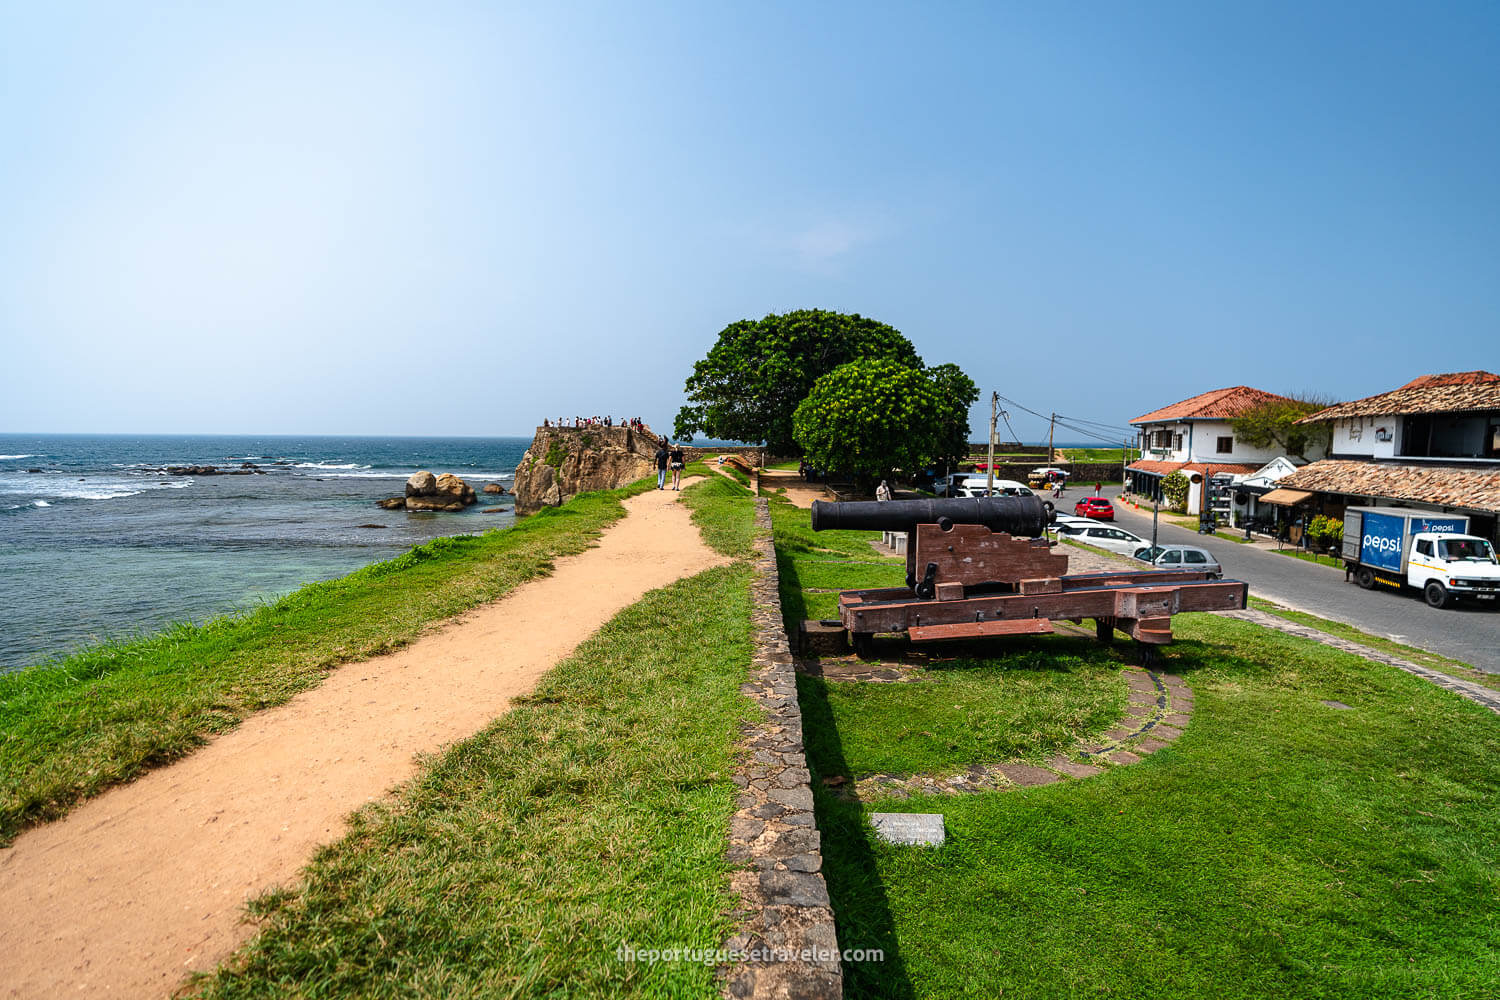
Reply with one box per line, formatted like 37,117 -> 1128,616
986,392 -> 998,495
1121,438 -> 1128,497
1047,413 -> 1056,464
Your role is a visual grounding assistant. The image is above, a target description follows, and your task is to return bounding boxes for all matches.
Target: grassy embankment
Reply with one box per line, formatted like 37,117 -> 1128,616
1273,547 -> 1346,569
0,476 -> 700,843
189,473 -> 761,997
770,498 -> 1500,998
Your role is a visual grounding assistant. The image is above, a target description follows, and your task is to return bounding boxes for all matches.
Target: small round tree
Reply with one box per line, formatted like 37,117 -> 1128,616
792,359 -> 945,483
1160,471 -> 1190,512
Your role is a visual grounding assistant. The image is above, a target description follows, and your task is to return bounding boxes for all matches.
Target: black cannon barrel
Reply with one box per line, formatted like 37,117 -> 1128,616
810,495 -> 1048,536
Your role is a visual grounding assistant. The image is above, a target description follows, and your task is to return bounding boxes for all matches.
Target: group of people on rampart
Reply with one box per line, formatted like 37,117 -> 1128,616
543,416 -> 647,429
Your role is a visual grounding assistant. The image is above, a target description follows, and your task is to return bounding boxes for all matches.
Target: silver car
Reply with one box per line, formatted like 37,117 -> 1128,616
1132,544 -> 1223,578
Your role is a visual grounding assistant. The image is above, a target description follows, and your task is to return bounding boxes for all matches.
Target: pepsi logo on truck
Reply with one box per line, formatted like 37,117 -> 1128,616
1357,510 -> 1469,572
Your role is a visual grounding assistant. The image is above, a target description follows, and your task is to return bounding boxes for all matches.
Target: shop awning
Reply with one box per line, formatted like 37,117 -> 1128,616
1258,488 -> 1314,506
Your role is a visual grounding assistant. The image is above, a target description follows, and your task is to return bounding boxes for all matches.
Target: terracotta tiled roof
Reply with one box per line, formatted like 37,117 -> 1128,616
1273,459 -> 1500,513
1124,461 -> 1261,478
1300,371 -> 1500,423
1400,371 -> 1500,390
1126,460 -> 1185,475
1131,386 -> 1299,425
1183,462 -> 1262,478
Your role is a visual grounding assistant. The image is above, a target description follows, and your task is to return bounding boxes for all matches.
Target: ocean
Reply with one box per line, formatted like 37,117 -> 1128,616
0,434 -> 531,672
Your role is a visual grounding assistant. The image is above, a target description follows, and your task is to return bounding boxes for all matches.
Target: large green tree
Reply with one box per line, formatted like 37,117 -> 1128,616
674,309 -> 921,454
792,359 -> 963,481
925,362 -> 980,469
1228,395 -> 1333,461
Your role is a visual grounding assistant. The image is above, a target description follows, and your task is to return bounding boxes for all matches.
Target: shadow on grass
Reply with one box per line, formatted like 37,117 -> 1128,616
798,670 -> 916,999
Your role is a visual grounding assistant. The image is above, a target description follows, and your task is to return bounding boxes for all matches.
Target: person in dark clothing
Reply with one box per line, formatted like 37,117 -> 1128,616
669,446 -> 685,490
655,445 -> 670,489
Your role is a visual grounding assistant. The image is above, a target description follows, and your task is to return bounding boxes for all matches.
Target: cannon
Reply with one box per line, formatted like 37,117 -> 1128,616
807,497 -> 1247,663
811,495 -> 1049,537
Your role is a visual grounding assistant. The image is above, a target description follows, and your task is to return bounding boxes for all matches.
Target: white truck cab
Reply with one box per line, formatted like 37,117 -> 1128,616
1342,506 -> 1500,608
1404,533 -> 1500,608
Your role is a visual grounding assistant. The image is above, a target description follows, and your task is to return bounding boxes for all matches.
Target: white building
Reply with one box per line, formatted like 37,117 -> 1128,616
1273,371 -> 1500,543
1126,385 -> 1327,515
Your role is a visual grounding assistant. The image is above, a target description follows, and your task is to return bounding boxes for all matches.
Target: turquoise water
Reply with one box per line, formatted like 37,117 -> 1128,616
0,434 -> 530,671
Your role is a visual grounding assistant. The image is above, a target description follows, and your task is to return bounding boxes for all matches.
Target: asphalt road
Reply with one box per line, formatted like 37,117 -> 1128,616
1098,500 -> 1500,673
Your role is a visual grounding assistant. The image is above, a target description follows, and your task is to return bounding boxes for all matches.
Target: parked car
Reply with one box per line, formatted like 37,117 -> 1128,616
934,473 -> 979,497
1050,513 -> 1095,531
1055,523 -> 1148,556
1132,544 -> 1223,578
1074,497 -> 1114,521
955,478 -> 1036,498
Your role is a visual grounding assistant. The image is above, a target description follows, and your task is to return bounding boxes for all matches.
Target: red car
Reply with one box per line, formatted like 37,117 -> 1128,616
1074,496 -> 1114,521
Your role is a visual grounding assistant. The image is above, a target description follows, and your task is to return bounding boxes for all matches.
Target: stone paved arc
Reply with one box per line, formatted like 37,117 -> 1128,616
832,666 -> 1194,802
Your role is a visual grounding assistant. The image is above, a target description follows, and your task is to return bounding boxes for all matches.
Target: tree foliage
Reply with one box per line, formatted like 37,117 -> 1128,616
1161,470 -> 1190,513
673,310 -> 921,454
792,359 -> 960,480
925,362 -> 980,469
1229,396 -> 1333,461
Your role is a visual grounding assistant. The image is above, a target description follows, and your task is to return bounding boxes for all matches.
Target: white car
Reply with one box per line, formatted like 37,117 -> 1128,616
1050,513 -> 1095,530
1054,522 -> 1148,556
934,473 -> 980,497
955,478 -> 1035,498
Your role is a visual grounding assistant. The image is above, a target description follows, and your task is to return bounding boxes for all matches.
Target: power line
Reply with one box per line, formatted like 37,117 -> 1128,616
992,393 -> 1134,446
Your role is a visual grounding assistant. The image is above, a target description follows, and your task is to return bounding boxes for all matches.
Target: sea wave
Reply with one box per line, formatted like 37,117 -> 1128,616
293,462 -> 372,470
0,454 -> 36,460
303,469 -> 516,480
0,478 -> 192,501
32,500 -> 51,507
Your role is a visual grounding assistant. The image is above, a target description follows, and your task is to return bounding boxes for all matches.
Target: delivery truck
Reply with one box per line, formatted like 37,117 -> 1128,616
1342,506 -> 1500,608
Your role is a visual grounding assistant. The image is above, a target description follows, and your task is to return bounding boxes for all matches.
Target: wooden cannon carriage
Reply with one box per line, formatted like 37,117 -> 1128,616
809,496 -> 1247,663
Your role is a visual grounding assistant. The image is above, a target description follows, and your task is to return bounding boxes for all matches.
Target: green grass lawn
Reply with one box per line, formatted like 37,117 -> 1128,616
1060,448 -> 1141,463
801,650 -> 1124,777
1273,548 -> 1345,569
0,480 -> 664,843
772,505 -> 1500,998
1247,597 -> 1499,692
188,475 -> 761,998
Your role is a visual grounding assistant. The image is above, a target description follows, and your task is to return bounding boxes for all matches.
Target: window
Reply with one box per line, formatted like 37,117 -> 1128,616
1160,550 -> 1182,565
1173,433 -> 1183,450
1184,550 -> 1207,564
1216,436 -> 1233,454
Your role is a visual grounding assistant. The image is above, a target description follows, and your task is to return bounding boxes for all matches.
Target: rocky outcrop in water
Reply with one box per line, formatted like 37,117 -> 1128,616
512,425 -> 660,514
164,465 -> 262,476
376,471 -> 478,511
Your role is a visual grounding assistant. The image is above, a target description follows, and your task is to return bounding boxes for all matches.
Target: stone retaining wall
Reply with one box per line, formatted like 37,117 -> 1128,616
719,498 -> 841,1000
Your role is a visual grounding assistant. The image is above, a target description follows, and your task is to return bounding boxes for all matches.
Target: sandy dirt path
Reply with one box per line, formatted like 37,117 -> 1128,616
758,468 -> 824,508
0,482 -> 727,1000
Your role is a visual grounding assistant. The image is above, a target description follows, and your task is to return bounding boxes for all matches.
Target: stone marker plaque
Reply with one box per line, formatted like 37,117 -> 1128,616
870,812 -> 945,846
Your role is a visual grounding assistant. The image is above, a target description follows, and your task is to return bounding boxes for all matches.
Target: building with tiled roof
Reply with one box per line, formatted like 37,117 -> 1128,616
1270,372 -> 1500,543
1297,371 -> 1500,459
1125,386 -> 1326,515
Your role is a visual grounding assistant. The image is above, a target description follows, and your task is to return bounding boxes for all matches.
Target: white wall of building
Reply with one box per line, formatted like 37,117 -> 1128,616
1136,419 -> 1295,466
1334,415 -> 1401,459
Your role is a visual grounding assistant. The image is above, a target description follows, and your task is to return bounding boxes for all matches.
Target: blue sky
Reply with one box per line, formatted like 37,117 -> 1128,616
2,1 -> 1496,442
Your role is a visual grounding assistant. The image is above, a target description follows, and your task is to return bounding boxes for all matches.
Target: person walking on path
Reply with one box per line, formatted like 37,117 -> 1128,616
669,445 -> 685,490
1094,482 -> 1102,496
655,443 -> 670,489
